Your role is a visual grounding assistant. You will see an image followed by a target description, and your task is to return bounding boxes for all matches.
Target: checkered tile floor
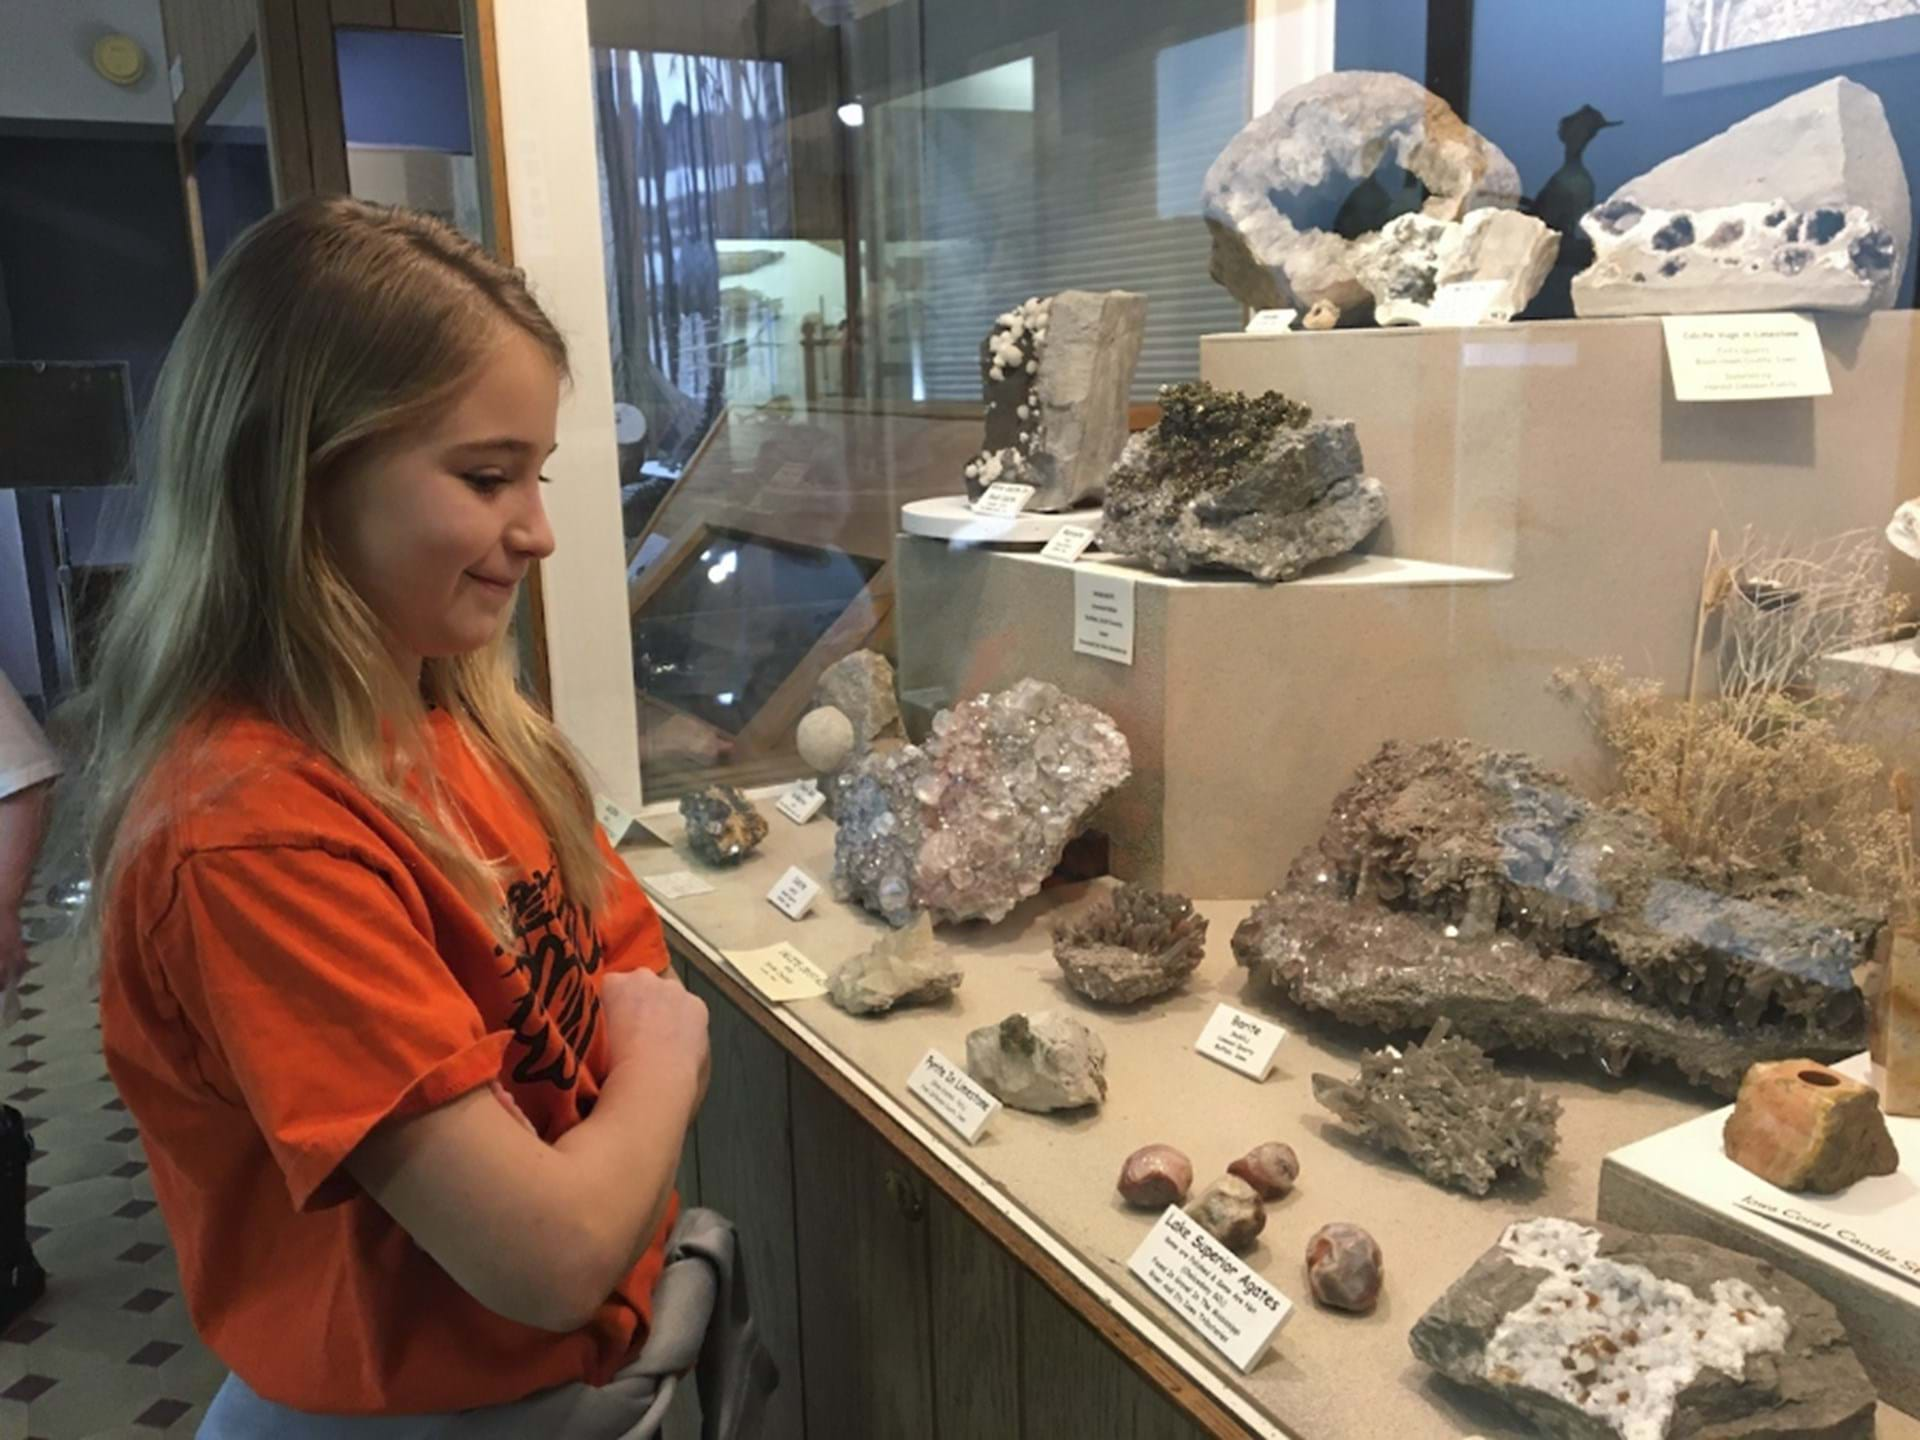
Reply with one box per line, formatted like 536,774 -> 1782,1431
4,908 -> 225,1438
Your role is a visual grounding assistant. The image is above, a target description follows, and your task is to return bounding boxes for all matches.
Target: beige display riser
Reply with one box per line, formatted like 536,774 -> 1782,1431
897,313 -> 1920,899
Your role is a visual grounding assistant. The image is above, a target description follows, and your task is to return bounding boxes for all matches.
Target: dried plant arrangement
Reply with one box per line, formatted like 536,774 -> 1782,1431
1555,528 -> 1910,906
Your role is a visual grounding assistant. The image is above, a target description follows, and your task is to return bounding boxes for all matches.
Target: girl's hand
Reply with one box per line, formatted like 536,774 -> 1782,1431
600,967 -> 710,1108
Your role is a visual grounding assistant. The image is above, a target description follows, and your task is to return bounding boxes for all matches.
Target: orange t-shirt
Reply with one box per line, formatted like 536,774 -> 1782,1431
99,706 -> 677,1414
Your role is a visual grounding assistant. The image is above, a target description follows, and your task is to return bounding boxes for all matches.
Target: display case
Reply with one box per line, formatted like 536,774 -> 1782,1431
483,2 -> 1920,1435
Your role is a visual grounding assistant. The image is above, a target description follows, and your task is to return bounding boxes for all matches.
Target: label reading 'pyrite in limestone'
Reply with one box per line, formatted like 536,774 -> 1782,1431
1127,1205 -> 1293,1373
907,1048 -> 1001,1144
1072,568 -> 1135,665
1661,313 -> 1832,402
726,941 -> 829,1003
1194,1003 -> 1286,1081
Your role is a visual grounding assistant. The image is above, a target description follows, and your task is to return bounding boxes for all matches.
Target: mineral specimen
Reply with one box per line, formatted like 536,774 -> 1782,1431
1722,1058 -> 1899,1194
1227,1142 -> 1299,1200
1117,1144 -> 1194,1208
961,290 -> 1146,513
832,678 -> 1131,927
1233,739 -> 1876,1093
1302,299 -> 1339,331
1187,1175 -> 1266,1252
825,914 -> 961,1017
1305,1223 -> 1382,1313
1591,78 -> 1910,292
1311,1021 -> 1561,1195
1573,198 -> 1899,317
1203,70 -> 1521,317
1051,885 -> 1207,1004
814,650 -> 901,750
1098,382 -> 1387,583
1888,499 -> 1920,563
1349,208 -> 1558,326
1874,928 -> 1920,1117
796,705 -> 855,776
965,1011 -> 1107,1112
1411,1218 -> 1878,1440
678,784 -> 768,866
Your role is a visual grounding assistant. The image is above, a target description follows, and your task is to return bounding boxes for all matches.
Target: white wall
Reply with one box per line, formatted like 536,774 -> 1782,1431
0,0 -> 172,126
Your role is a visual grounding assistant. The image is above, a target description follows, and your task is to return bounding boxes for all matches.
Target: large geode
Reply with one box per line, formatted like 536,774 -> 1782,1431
1051,885 -> 1207,1004
1312,1021 -> 1561,1195
1233,739 -> 1877,1093
1411,1218 -> 1877,1440
1097,382 -> 1387,582
831,678 -> 1131,926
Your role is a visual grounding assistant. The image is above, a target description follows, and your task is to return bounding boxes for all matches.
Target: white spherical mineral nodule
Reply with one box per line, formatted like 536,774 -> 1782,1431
797,705 -> 856,774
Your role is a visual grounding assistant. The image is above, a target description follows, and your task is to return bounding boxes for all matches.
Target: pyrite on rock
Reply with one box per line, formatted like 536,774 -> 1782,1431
832,679 -> 1131,927
1052,885 -> 1207,1004
1098,382 -> 1387,582
1203,70 -> 1521,318
826,914 -> 962,1017
1411,1218 -> 1878,1440
962,291 -> 1147,513
1723,1059 -> 1899,1194
678,784 -> 769,867
1312,1021 -> 1561,1196
965,1011 -> 1107,1112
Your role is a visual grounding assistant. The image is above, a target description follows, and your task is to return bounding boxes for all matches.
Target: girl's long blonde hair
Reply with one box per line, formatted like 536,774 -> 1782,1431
80,195 -> 610,933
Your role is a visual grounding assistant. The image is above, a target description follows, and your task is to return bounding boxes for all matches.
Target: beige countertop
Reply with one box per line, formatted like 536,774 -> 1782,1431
624,810 -> 1920,1440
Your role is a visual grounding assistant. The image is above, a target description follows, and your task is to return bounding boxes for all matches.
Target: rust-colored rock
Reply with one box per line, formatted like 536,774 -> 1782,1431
1723,1059 -> 1899,1193
1306,1222 -> 1383,1313
1117,1144 -> 1194,1208
1227,1142 -> 1299,1199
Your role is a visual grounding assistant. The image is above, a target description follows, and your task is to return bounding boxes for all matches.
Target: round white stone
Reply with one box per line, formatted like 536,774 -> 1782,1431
797,705 -> 856,774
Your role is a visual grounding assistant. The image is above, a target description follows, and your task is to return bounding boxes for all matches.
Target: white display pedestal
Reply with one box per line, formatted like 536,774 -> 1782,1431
899,495 -> 1100,546
1597,1054 -> 1920,1413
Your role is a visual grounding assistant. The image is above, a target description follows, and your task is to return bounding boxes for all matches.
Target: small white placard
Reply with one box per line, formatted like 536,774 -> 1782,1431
766,865 -> 823,920
1733,1192 -> 1920,1290
776,780 -> 827,825
595,793 -> 644,846
1426,278 -> 1512,327
1073,569 -> 1135,665
1040,524 -> 1098,564
644,869 -> 716,900
1127,1205 -> 1293,1373
971,481 -> 1036,518
1245,308 -> 1298,334
1662,313 -> 1833,402
906,1048 -> 1002,1144
169,55 -> 184,102
1194,1003 -> 1287,1081
726,942 -> 829,1002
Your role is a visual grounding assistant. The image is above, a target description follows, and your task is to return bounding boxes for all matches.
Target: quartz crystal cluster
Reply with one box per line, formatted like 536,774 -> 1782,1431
1051,885 -> 1207,1004
1311,1021 -> 1561,1196
825,915 -> 962,1017
1412,1219 -> 1877,1440
678,784 -> 769,867
1098,382 -> 1387,582
831,679 -> 1131,927
961,291 -> 1146,512
1234,739 -> 1877,1093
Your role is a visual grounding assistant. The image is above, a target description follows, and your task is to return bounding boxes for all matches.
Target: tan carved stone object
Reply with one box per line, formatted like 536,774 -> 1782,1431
1722,1059 -> 1899,1193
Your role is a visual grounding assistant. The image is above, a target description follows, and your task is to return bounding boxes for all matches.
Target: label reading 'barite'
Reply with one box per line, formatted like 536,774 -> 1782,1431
1127,1205 -> 1293,1372
1194,1003 -> 1286,1080
906,1049 -> 1001,1144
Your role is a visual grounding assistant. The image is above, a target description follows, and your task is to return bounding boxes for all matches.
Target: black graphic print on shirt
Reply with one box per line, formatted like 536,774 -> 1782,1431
497,864 -> 604,1091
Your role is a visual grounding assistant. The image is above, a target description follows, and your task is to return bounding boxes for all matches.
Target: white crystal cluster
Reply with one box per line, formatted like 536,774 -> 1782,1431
963,296 -> 1052,493
1485,1220 -> 1790,1440
832,678 -> 1131,927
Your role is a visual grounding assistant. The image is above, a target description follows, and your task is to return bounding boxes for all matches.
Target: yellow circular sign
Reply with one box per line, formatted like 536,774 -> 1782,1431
93,33 -> 148,87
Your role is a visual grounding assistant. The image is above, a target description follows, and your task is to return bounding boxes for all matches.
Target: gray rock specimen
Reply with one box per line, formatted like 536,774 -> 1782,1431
1574,198 -> 1900,316
1118,1144 -> 1194,1208
962,291 -> 1147,512
1098,382 -> 1387,582
1349,208 -> 1559,325
1411,1218 -> 1877,1440
1228,1142 -> 1299,1200
1051,885 -> 1207,1004
1187,1175 -> 1266,1252
965,1010 -> 1107,1112
814,650 -> 901,750
1232,739 -> 1876,1093
796,704 -> 855,778
1306,1223 -> 1382,1313
833,678 -> 1131,927
678,784 -> 768,866
1311,1020 -> 1561,1195
1591,77 -> 1910,294
825,914 -> 961,1016
1203,70 -> 1522,319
